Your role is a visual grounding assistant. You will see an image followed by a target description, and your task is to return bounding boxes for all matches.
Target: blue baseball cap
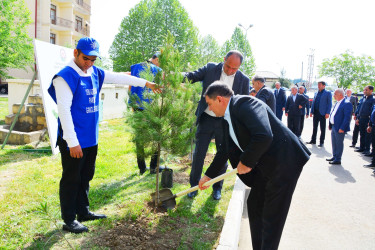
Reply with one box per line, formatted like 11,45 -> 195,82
76,37 -> 101,58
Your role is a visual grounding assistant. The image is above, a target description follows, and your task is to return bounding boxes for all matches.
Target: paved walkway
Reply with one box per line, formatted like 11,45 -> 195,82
239,117 -> 375,249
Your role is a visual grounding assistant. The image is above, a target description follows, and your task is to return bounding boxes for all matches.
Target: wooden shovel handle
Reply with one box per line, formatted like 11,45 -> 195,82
175,168 -> 238,198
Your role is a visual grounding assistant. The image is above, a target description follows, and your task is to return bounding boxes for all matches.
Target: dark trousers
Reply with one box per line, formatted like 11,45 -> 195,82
371,126 -> 375,164
359,117 -> 371,151
298,115 -> 305,137
190,113 -> 228,191
287,115 -> 300,136
276,108 -> 283,121
247,169 -> 302,250
58,137 -> 97,223
331,126 -> 345,162
136,140 -> 158,171
311,111 -> 326,144
352,122 -> 359,146
133,108 -> 158,171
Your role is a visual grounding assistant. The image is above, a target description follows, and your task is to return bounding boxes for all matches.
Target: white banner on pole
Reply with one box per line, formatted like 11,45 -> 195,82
34,39 -> 74,155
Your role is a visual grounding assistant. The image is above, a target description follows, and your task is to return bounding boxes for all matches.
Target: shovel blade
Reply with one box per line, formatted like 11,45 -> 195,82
150,188 -> 174,203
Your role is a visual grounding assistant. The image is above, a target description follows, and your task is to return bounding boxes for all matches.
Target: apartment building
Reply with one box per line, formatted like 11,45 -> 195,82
8,0 -> 91,79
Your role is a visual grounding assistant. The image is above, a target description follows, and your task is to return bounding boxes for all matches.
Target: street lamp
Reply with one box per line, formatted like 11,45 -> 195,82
238,23 -> 254,37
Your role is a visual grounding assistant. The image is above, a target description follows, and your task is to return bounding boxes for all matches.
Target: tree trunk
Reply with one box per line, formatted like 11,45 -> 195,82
155,142 -> 161,207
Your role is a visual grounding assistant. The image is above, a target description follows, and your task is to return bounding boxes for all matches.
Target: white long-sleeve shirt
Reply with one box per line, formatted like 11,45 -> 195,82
53,59 -> 147,148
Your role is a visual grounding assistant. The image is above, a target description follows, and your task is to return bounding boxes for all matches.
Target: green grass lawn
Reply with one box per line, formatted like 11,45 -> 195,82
0,118 -> 235,249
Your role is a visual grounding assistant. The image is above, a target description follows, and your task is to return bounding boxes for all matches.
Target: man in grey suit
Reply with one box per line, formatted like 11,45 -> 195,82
184,50 -> 250,200
253,75 -> 276,113
199,82 -> 310,250
345,89 -> 357,126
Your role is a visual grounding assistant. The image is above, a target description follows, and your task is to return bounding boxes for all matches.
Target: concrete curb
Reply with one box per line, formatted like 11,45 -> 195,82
217,176 -> 247,250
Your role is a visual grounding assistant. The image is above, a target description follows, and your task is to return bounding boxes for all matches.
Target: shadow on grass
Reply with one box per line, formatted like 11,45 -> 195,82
24,229 -> 66,250
0,147 -> 52,168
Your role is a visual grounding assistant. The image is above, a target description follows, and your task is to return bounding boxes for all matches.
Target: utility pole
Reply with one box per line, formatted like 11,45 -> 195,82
306,49 -> 315,90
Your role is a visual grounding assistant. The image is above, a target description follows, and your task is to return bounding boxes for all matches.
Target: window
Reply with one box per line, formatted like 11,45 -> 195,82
50,4 -> 56,24
75,16 -> 83,32
50,33 -> 56,44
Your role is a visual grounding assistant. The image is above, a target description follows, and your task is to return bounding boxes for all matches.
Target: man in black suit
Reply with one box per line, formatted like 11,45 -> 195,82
355,85 -> 374,155
253,75 -> 276,113
285,86 -> 308,136
298,85 -> 310,137
274,82 -> 286,120
199,82 -> 310,250
184,50 -> 250,200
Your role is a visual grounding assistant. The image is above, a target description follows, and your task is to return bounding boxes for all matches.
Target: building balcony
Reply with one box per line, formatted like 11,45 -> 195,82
75,26 -> 90,36
75,0 -> 91,12
51,17 -> 73,29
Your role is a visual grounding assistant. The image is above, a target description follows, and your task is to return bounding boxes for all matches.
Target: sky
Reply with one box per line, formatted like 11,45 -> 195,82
91,0 -> 375,80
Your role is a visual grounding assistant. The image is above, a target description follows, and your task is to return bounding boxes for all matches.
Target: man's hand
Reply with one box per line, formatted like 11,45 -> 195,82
198,175 -> 212,190
145,82 -> 162,93
367,126 -> 372,133
310,113 -> 313,117
306,115 -> 309,118
353,116 -> 357,120
70,145 -> 83,158
237,161 -> 252,175
298,105 -> 303,109
285,113 -> 288,117
325,114 -> 329,119
282,107 -> 285,111
356,119 -> 359,125
339,129 -> 344,133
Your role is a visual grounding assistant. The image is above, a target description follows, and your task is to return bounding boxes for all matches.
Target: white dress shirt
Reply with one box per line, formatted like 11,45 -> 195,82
329,99 -> 343,124
204,67 -> 235,117
223,98 -> 243,152
53,59 -> 148,148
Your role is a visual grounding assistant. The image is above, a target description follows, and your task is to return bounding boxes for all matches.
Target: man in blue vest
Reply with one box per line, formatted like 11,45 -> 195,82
48,37 -> 159,234
128,53 -> 162,174
306,81 -> 332,147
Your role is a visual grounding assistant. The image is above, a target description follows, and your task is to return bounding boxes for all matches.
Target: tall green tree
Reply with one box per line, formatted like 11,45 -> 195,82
318,50 -> 375,90
221,27 -> 256,77
127,32 -> 200,205
0,0 -> 33,78
196,35 -> 222,67
110,0 -> 199,72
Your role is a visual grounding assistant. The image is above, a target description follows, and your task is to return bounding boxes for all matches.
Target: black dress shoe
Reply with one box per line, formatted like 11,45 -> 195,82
364,153 -> 373,157
63,220 -> 88,234
329,161 -> 341,165
349,144 -> 356,148
150,166 -> 165,174
77,212 -> 107,222
362,151 -> 371,155
326,157 -> 335,161
187,190 -> 197,198
212,190 -> 222,200
318,143 -> 324,147
364,164 -> 375,168
355,149 -> 364,152
306,141 -> 316,144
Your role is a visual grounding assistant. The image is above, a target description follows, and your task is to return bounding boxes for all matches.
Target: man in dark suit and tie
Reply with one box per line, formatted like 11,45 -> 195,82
285,86 -> 308,136
199,82 -> 310,250
298,85 -> 310,137
184,50 -> 250,200
307,81 -> 332,147
253,75 -> 276,113
354,85 -> 374,155
326,89 -> 353,165
274,82 -> 286,120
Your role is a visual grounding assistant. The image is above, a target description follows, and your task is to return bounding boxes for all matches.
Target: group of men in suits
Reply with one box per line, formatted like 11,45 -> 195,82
185,52 -> 312,249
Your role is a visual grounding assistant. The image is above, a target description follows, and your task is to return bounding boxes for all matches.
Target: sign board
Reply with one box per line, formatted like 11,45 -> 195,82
34,40 -> 74,154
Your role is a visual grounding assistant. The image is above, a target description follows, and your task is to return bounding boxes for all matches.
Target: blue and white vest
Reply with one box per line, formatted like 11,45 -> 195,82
48,66 -> 105,149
